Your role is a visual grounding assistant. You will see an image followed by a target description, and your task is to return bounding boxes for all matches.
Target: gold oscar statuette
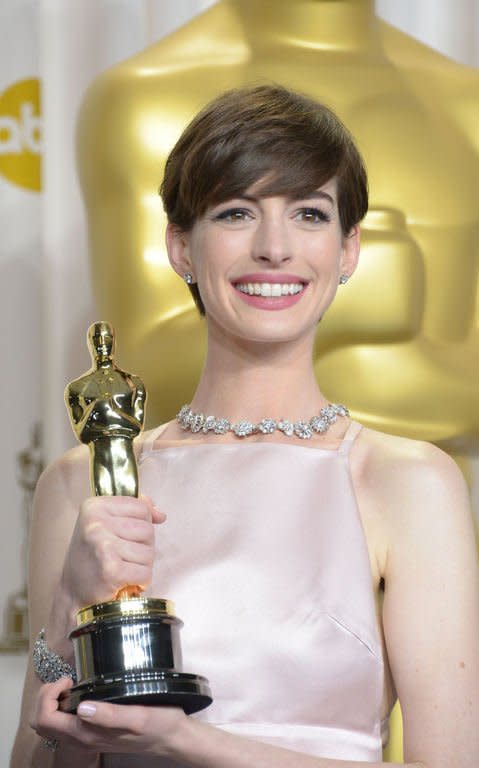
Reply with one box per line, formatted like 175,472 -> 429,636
59,321 -> 212,714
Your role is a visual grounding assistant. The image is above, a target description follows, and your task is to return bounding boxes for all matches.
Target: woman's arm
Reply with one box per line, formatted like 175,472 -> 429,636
10,448 -> 96,767
10,445 -> 164,768
379,441 -> 479,766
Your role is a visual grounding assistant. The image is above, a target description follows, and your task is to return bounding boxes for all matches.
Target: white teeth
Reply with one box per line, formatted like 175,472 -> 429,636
271,284 -> 282,297
235,282 -> 304,297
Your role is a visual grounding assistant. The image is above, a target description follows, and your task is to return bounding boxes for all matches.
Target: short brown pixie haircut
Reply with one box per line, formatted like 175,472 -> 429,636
160,84 -> 368,315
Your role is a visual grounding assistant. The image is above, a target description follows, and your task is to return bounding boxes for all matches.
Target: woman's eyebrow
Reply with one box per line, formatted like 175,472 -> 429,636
233,191 -> 336,204
297,190 -> 335,205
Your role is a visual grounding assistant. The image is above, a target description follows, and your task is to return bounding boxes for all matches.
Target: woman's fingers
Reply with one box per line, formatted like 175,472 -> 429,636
76,699 -> 186,747
62,494 -> 166,608
111,516 -> 154,544
140,494 -> 167,524
85,495 -> 151,520
116,539 -> 154,566
77,700 -> 148,733
89,495 -> 166,528
150,505 -> 167,524
32,680 -> 187,755
31,677 -> 74,735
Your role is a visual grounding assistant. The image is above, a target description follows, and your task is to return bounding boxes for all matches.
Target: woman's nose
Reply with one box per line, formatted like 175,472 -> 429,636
251,218 -> 292,265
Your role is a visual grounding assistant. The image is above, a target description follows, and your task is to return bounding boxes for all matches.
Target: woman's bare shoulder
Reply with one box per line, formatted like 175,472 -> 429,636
35,444 -> 91,517
40,443 -> 89,475
352,424 -> 470,529
354,423 -> 462,478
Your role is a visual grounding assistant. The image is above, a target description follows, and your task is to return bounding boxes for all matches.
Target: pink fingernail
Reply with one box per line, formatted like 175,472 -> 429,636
78,702 -> 97,717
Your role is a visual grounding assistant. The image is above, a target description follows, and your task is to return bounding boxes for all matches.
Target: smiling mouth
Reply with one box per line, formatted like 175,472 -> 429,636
234,281 -> 305,297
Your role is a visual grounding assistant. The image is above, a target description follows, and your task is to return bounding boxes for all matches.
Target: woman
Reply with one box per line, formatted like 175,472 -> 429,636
12,85 -> 479,767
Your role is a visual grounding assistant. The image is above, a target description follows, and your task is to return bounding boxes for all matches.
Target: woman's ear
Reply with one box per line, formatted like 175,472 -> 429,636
340,224 -> 360,278
166,223 -> 193,278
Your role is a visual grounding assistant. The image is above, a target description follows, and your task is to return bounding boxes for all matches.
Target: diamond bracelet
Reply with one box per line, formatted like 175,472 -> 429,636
32,628 -> 77,684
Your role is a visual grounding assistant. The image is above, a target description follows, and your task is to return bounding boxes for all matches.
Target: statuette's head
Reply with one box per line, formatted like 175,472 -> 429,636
87,321 -> 115,362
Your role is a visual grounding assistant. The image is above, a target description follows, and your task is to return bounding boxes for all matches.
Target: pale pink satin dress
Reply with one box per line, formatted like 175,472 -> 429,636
102,421 -> 388,766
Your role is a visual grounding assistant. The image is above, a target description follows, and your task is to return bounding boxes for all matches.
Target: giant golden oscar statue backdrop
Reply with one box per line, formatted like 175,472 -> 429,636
75,0 -> 479,760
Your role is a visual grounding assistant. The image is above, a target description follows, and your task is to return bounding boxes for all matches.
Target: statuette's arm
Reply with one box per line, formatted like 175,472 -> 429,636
64,389 -> 98,440
131,378 -> 147,426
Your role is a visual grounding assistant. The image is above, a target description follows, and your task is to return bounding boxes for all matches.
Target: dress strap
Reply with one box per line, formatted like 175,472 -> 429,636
138,423 -> 169,460
339,420 -> 363,454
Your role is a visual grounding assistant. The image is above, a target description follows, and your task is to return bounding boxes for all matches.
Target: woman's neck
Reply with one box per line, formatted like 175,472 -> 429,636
230,0 -> 382,54
190,330 -> 328,425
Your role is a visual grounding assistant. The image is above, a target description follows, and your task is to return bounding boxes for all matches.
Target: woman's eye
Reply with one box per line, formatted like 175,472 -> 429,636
296,207 -> 331,224
213,208 -> 252,222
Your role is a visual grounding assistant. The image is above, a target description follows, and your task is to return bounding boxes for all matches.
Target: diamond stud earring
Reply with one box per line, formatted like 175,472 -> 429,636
339,274 -> 349,285
183,272 -> 194,285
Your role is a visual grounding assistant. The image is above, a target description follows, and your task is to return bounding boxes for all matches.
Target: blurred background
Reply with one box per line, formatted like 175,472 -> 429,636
1,0 -> 478,760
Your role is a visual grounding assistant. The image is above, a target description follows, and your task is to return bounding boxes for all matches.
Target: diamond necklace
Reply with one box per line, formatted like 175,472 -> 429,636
176,403 -> 349,440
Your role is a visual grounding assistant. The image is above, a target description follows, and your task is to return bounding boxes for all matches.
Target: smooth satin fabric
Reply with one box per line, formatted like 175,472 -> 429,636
102,422 -> 385,766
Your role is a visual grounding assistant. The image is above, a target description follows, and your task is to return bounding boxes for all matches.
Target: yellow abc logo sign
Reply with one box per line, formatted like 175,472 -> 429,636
0,78 -> 41,192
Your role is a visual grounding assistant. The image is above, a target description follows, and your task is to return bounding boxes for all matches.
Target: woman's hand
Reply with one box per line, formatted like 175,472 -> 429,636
32,677 -> 187,757
59,495 -> 166,609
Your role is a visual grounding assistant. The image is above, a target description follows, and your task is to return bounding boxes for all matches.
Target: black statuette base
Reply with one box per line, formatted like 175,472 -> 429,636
59,669 -> 212,714
58,596 -> 212,715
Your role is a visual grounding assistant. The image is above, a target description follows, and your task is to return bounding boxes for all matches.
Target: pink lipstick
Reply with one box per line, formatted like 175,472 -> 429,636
231,274 -> 308,311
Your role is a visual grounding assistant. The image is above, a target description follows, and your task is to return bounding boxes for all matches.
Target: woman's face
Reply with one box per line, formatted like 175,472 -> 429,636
167,178 -> 359,347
